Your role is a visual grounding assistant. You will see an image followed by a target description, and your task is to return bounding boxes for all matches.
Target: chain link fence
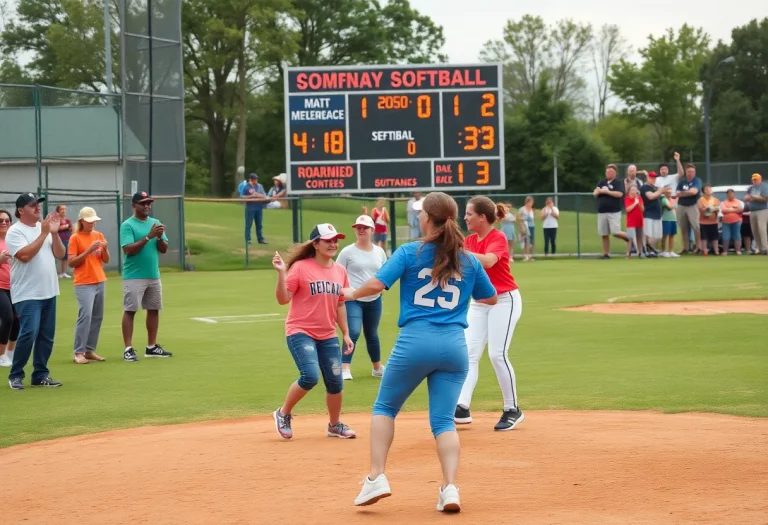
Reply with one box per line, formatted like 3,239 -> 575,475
612,161 -> 767,188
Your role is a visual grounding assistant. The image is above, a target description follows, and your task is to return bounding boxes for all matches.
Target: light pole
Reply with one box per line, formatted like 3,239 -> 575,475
704,56 -> 735,184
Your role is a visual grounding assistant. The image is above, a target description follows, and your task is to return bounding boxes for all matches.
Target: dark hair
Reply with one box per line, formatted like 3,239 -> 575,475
658,163 -> 668,171
0,208 -> 11,222
419,192 -> 464,287
703,184 -> 712,191
606,164 -> 617,172
685,163 -> 696,170
726,188 -> 735,194
285,240 -> 317,271
467,196 -> 505,225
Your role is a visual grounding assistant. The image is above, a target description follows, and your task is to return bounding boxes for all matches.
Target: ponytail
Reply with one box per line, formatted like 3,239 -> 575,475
418,192 -> 465,287
495,203 -> 506,221
285,240 -> 316,271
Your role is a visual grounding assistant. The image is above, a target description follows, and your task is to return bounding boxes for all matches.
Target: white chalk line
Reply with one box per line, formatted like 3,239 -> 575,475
190,313 -> 284,324
606,282 -> 758,304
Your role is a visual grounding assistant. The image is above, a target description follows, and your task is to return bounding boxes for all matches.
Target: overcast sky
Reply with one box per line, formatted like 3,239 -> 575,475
409,0 -> 766,63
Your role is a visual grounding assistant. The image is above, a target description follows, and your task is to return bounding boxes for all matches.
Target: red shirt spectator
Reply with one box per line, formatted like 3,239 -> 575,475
625,196 -> 644,228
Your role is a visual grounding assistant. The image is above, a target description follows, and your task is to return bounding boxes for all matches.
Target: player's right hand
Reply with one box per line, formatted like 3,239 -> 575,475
150,223 -> 163,238
272,251 -> 285,272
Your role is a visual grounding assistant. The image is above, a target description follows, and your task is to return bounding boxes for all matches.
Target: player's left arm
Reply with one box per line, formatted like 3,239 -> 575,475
467,251 -> 498,268
336,302 -> 354,355
156,222 -> 169,254
471,258 -> 498,305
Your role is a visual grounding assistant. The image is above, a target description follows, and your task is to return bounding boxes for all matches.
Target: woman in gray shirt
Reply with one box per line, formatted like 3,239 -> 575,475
336,215 -> 388,380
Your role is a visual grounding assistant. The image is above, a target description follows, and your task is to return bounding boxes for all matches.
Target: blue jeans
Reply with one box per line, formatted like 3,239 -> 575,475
245,207 -> 264,243
342,297 -> 383,365
721,222 -> 742,242
9,297 -> 57,382
373,320 -> 469,437
286,333 -> 343,394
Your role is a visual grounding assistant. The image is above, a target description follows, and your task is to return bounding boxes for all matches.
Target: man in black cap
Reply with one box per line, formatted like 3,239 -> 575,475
239,172 -> 268,245
119,192 -> 172,362
5,193 -> 66,389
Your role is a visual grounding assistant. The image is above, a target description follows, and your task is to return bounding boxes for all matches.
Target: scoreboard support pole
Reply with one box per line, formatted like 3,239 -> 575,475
388,194 -> 397,254
292,199 -> 300,243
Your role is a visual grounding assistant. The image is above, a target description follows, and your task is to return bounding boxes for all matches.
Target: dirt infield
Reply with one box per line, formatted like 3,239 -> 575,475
2,411 -> 766,524
563,299 -> 768,316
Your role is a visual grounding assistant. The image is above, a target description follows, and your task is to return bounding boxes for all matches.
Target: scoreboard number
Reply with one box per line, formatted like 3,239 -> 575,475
284,63 -> 504,194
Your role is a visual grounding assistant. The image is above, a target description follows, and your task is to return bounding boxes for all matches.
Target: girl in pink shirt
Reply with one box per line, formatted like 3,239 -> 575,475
271,223 -> 355,440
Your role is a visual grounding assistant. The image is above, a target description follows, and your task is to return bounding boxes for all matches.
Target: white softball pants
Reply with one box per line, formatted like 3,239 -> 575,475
457,289 -> 522,411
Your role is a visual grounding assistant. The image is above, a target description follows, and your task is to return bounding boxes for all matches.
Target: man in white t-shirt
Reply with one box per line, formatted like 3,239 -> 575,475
5,193 -> 65,390
655,152 -> 685,200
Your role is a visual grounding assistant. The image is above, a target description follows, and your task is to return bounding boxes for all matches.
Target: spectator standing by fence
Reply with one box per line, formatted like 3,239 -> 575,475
266,173 -> 287,209
406,192 -> 423,240
698,185 -> 720,256
517,197 -> 535,262
371,200 -> 390,250
6,193 -> 64,390
660,194 -> 680,257
720,190 -> 744,255
240,173 -> 268,245
641,172 -> 666,257
500,203 -> 516,260
745,173 -> 768,254
541,197 -> 559,256
56,205 -> 72,279
68,207 -> 109,364
624,186 -> 645,258
120,192 -> 172,362
676,164 -> 703,254
0,209 -> 19,368
594,164 -> 630,259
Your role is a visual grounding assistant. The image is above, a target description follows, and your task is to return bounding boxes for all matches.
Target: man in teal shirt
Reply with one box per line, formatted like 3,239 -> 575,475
120,191 -> 173,361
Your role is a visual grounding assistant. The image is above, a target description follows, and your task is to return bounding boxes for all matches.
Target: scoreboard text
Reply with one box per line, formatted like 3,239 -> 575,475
283,64 -> 504,194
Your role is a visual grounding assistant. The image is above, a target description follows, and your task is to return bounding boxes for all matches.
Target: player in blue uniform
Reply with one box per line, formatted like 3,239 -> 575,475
344,192 -> 497,513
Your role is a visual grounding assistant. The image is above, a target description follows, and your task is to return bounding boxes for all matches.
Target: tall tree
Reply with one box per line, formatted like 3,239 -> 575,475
480,15 -> 593,108
0,0 -> 119,91
591,24 -> 630,121
704,17 -> 768,161
609,25 -> 711,158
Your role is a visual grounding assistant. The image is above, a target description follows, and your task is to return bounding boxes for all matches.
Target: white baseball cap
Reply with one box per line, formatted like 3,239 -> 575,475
309,223 -> 345,241
78,206 -> 101,223
352,215 -> 375,229
412,198 -> 424,211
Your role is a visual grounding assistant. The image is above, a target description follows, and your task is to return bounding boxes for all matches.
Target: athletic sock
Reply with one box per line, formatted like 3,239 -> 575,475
147,345 -> 156,350
125,346 -> 133,352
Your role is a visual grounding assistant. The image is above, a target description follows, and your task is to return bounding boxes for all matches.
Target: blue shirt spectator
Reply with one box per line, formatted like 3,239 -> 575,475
240,175 -> 266,210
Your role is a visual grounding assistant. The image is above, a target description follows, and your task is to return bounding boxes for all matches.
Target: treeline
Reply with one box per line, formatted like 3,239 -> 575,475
1,1 -> 766,195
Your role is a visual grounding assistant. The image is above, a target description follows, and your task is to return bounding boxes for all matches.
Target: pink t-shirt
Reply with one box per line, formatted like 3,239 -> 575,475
0,238 -> 10,289
284,258 -> 350,340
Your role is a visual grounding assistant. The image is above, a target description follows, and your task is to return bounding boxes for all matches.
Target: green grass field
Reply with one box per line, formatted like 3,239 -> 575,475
1,254 -> 766,448
184,197 -> 613,271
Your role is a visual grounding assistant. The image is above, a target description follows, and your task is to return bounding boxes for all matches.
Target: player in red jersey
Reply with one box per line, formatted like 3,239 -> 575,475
454,196 -> 524,431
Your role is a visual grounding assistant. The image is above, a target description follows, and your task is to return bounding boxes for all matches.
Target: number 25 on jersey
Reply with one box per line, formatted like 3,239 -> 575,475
413,268 -> 461,310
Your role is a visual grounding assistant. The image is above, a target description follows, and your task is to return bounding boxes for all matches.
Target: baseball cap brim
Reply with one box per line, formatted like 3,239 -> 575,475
318,232 -> 346,240
82,215 -> 101,223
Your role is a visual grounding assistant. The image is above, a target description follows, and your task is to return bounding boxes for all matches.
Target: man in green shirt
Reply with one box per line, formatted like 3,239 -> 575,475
120,192 -> 173,361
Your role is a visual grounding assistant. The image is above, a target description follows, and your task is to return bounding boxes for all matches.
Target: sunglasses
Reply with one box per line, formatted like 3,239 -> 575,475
0,219 -> 10,224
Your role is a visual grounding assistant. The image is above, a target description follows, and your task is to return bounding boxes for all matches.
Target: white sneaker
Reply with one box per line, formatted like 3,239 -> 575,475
669,252 -> 681,258
371,365 -> 385,378
0,354 -> 11,368
354,474 -> 391,506
342,368 -> 353,381
660,251 -> 669,258
63,273 -> 71,279
437,484 -> 461,512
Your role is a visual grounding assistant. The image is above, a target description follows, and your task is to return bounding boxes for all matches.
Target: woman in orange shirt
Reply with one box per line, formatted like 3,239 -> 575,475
68,207 -> 109,364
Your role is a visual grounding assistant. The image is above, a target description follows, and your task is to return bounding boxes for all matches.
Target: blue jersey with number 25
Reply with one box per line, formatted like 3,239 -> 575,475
374,241 -> 496,329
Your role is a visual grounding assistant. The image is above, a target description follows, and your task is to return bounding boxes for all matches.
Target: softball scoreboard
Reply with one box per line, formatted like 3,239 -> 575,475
283,63 -> 505,195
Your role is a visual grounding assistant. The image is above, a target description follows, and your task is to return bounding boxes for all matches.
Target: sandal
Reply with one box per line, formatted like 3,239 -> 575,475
73,354 -> 89,364
84,351 -> 106,362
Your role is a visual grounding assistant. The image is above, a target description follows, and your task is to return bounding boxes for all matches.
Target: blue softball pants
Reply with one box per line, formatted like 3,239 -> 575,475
372,320 -> 469,437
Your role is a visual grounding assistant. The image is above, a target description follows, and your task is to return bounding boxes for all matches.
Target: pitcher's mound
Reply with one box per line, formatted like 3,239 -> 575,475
563,299 -> 768,316
1,411 -> 766,524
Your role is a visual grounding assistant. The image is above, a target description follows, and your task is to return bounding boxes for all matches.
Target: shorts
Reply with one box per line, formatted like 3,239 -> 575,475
373,232 -> 387,244
721,222 -> 742,242
662,220 -> 678,236
644,218 -> 662,239
700,223 -> 719,243
741,218 -> 752,239
123,279 -> 163,311
500,222 -> 516,241
60,240 -> 69,260
597,212 -> 622,236
677,205 -> 700,232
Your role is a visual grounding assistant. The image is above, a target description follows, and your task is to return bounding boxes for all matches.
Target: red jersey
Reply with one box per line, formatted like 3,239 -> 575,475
372,208 -> 388,233
465,229 -> 517,294
624,197 -> 644,228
